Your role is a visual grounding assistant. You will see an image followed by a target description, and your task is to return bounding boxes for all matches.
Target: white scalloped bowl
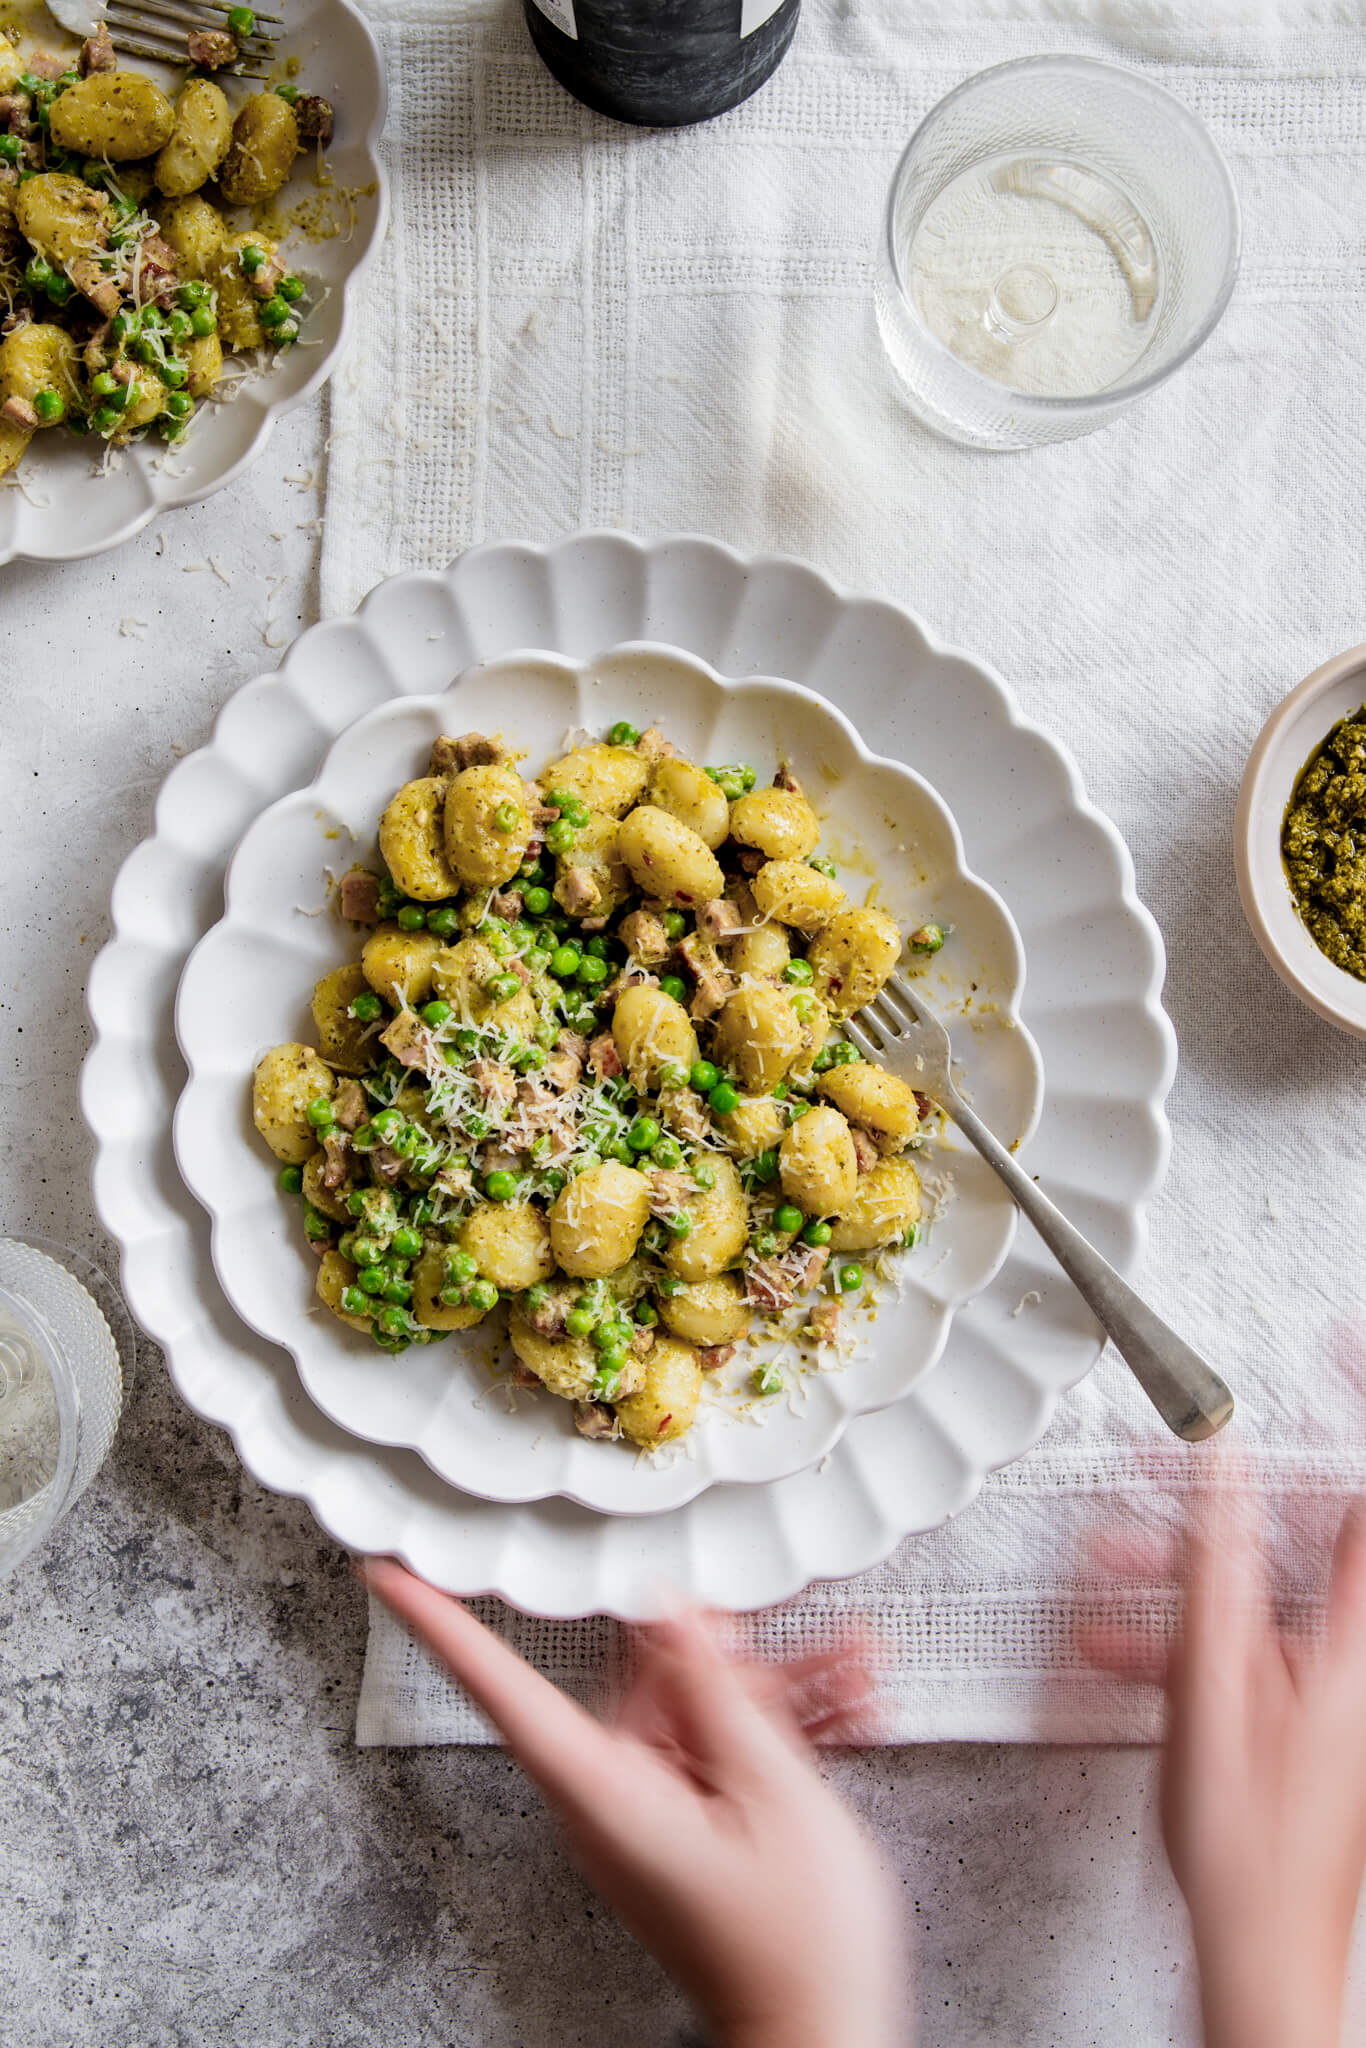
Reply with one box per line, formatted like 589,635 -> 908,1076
0,0 -> 386,565
173,643 -> 1043,1516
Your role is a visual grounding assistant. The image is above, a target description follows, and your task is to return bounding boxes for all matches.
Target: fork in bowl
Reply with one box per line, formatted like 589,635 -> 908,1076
103,0 -> 280,77
848,972 -> 1235,1442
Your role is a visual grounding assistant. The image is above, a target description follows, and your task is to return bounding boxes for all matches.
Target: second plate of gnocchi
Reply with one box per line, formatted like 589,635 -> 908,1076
173,644 -> 1043,1515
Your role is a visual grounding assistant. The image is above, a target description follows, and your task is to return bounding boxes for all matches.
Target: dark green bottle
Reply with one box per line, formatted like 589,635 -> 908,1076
522,0 -> 801,128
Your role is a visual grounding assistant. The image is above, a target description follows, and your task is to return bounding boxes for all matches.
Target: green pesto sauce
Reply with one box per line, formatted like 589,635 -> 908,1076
1282,703 -> 1366,981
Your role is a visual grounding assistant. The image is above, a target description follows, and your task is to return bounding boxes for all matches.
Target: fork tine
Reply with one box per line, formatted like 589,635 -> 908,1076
106,30 -> 268,73
842,1017 -> 880,1062
115,0 -> 284,24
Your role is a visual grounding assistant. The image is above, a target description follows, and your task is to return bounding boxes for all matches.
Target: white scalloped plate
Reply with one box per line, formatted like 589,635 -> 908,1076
173,646 -> 1042,1513
0,0 -> 386,564
82,534 -> 1175,1617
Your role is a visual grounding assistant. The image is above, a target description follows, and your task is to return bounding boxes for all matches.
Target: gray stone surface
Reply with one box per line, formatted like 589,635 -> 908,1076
0,392 -> 1294,2048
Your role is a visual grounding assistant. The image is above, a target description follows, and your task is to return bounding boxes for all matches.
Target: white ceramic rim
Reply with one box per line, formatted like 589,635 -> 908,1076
170,643 -> 1042,1513
81,532 -> 1177,1618
1234,641 -> 1366,1039
881,53 -> 1242,419
0,0 -> 389,565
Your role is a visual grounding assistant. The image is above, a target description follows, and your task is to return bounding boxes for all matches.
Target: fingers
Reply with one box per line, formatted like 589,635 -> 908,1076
1325,1497 -> 1366,1668
631,1608 -> 806,1787
1075,1621 -> 1169,1686
362,1559 -> 617,1805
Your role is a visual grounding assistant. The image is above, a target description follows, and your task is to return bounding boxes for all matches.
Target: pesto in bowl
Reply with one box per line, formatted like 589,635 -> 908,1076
1282,704 -> 1366,982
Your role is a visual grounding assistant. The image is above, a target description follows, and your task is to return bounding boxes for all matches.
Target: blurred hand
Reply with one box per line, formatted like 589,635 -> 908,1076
1083,1491 -> 1366,2048
364,1560 -> 905,2048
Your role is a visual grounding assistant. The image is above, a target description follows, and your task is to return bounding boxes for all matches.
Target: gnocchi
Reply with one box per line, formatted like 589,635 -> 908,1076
778,1105 -> 858,1219
617,805 -> 724,908
252,1042 -> 333,1163
444,765 -> 531,888
807,907 -> 902,1018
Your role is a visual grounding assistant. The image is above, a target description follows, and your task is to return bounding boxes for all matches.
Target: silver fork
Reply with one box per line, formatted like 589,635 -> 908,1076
104,0 -> 280,78
847,972 -> 1235,1443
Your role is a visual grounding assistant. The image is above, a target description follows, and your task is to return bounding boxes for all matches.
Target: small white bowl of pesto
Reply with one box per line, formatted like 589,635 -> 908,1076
1236,642 -> 1366,1039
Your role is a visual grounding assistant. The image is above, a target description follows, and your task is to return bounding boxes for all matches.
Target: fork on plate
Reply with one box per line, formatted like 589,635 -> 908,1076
104,0 -> 280,78
849,971 -> 1235,1442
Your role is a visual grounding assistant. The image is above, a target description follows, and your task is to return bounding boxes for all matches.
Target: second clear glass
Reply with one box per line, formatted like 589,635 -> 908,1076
874,56 -> 1240,451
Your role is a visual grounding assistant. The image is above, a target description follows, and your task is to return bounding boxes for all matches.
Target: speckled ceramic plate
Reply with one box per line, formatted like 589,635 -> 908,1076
172,646 -> 1041,1515
82,533 -> 1174,1618
0,0 -> 386,565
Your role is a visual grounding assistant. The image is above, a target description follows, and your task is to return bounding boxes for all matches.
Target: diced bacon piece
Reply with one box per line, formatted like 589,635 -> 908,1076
380,1010 -> 436,1071
431,731 -> 506,773
647,1170 -> 694,1220
339,869 -> 382,924
808,1299 -> 841,1344
507,956 -> 533,987
679,933 -> 734,1021
333,1078 -> 366,1130
850,1124 -> 880,1175
433,1162 -> 474,1198
773,764 -> 804,794
186,25 -> 237,66
658,1085 -> 708,1142
488,887 -> 523,920
321,1130 -> 350,1188
513,1078 -> 564,1131
797,1246 -> 830,1291
574,1401 -> 617,1440
1,394 -> 36,429
634,726 -> 675,763
580,914 -> 608,933
28,50 -> 67,79
558,865 -> 599,914
914,1091 -> 934,1119
603,964 -> 658,1003
696,898 -> 742,943
79,22 -> 116,73
699,1344 -> 736,1372
588,1032 -> 622,1082
544,1048 -> 583,1092
737,848 -> 765,875
372,1146 -> 405,1185
618,908 -> 671,965
631,1325 -> 656,1359
526,1289 -> 570,1338
295,92 -> 334,145
471,1059 -> 516,1109
745,1259 -> 796,1313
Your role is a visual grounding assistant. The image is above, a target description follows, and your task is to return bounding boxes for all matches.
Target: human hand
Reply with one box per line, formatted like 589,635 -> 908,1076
1082,1491 -> 1366,2048
364,1560 -> 905,2048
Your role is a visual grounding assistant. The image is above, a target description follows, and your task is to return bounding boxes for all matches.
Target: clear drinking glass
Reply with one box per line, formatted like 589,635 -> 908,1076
0,1236 -> 133,1577
874,56 -> 1240,450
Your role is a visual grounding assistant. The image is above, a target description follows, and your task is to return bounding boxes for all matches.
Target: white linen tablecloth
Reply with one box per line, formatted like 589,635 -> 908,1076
331,0 -> 1366,1744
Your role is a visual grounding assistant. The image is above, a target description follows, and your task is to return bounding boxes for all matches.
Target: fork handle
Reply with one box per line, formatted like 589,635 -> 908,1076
946,1096 -> 1234,1443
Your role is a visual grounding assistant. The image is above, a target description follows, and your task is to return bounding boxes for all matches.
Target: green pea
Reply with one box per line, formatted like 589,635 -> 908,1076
751,1150 -> 779,1182
520,857 -> 545,882
427,906 -> 459,938
371,1107 -> 403,1143
488,972 -> 520,1003
381,1278 -> 412,1306
275,82 -> 299,102
774,1203 -> 803,1235
305,1095 -> 335,1128
278,1164 -> 304,1194
592,1366 -> 622,1401
33,388 -> 64,424
657,1276 -> 684,1298
259,294 -> 290,330
523,885 -> 551,915
351,1235 -> 385,1267
373,1330 -> 410,1353
807,856 -> 838,879
446,1250 -> 478,1285
396,904 -> 426,931
837,1263 -> 864,1292
654,1060 -> 687,1092
349,991 -> 383,1023
0,136 -> 21,164
453,1027 -> 480,1054
91,404 -> 121,436
783,958 -> 813,985
23,255 -> 51,292
43,273 -> 73,308
561,797 -> 591,828
691,1161 -> 716,1190
493,801 -> 520,832
544,820 -> 577,855
659,975 -> 687,1004
627,1116 -> 659,1152
708,1080 -> 740,1116
484,1170 -> 517,1202
634,1300 -> 658,1326
279,274 -> 305,303
790,992 -> 816,1021
751,1229 -> 778,1257
812,1046 -> 835,1073
565,1307 -> 595,1339
377,1305 -> 410,1337
392,1225 -> 423,1260
409,1199 -> 436,1226
910,922 -> 945,955
337,1232 -> 359,1264
574,955 -> 606,987
178,280 -> 210,307
167,309 -> 192,343
802,1219 -> 832,1247
549,944 -> 581,978
351,1122 -> 378,1150
753,1362 -> 783,1397
227,4 -> 256,33
341,1286 -> 371,1317
741,765 -> 757,791
303,1207 -> 331,1243
420,1000 -> 452,1028
689,1060 -> 719,1095
91,370 -> 117,398
666,1213 -> 692,1239
391,1124 -> 422,1159
608,720 -> 639,745
189,306 -> 217,339
604,1140 -> 633,1165
661,910 -> 686,940
438,1286 -> 465,1307
524,1283 -> 550,1313
357,1265 -> 386,1296
651,1134 -> 683,1169
468,1278 -> 499,1311
833,1042 -> 861,1066
159,359 -> 189,390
